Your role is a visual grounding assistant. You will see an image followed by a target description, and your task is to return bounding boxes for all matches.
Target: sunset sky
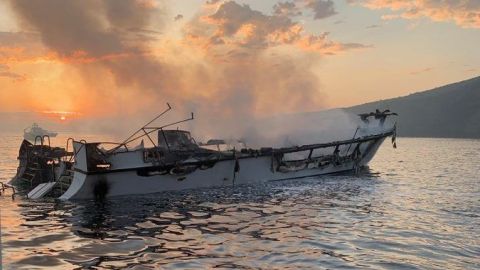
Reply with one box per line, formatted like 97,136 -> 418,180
0,0 -> 479,123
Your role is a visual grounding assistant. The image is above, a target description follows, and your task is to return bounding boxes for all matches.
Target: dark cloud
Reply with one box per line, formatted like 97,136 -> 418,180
305,0 -> 337,20
273,1 -> 302,17
9,0 -> 121,57
0,31 -> 39,46
272,0 -> 337,21
174,14 -> 184,21
7,0 -> 169,86
103,0 -> 155,31
8,0 -> 161,57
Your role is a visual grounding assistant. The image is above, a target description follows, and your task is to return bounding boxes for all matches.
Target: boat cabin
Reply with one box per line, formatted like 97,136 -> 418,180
158,130 -> 198,151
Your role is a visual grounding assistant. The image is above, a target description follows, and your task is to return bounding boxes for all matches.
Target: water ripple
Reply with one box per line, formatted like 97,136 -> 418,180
1,137 -> 479,269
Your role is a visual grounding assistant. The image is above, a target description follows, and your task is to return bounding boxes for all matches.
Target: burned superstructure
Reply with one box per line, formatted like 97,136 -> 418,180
7,136 -> 74,199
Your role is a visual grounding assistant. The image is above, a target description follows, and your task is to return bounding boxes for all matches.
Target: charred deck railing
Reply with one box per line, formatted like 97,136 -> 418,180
137,127 -> 396,168
272,127 -> 396,155
11,137 -> 74,194
105,103 -> 195,154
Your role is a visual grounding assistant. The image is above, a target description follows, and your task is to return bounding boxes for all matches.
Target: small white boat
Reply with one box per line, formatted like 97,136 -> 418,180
23,123 -> 57,141
9,105 -> 397,200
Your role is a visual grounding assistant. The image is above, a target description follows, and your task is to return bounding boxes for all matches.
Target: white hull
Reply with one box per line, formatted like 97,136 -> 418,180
60,137 -> 386,200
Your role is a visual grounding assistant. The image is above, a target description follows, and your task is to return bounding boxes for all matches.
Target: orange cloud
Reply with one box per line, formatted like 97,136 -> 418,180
296,33 -> 372,54
135,0 -> 158,9
190,1 -> 369,54
0,63 -> 26,82
351,0 -> 480,28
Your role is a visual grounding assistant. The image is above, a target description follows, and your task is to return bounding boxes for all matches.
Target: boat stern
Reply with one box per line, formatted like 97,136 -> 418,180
58,141 -> 106,200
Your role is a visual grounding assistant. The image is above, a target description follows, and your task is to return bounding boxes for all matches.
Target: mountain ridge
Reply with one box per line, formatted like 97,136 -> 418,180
345,76 -> 480,138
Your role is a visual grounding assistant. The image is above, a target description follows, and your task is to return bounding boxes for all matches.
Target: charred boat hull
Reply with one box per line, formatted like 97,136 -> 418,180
59,133 -> 390,200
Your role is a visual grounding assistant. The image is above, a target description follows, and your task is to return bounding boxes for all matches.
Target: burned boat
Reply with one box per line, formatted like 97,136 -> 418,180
6,105 -> 397,200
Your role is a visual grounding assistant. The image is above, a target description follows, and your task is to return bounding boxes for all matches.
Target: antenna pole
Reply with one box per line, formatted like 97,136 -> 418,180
121,103 -> 172,145
124,113 -> 195,145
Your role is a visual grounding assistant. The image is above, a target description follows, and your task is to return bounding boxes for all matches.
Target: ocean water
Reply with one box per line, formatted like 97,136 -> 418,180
0,134 -> 479,269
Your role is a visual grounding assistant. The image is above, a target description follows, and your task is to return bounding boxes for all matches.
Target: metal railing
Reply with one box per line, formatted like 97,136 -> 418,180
107,103 -> 194,153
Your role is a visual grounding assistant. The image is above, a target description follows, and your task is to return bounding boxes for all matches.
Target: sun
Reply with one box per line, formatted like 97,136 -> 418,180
60,115 -> 66,121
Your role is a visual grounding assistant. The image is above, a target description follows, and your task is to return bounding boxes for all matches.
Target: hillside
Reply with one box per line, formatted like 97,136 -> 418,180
345,76 -> 480,138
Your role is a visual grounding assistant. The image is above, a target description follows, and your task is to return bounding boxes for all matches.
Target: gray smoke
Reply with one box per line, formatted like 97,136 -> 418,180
6,0 -> 361,146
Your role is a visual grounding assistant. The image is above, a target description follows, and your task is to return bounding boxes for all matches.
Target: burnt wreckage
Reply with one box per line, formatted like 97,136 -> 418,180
2,105 -> 397,200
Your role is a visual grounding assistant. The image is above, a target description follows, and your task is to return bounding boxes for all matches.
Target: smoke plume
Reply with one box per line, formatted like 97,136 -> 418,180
7,0 -> 367,144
